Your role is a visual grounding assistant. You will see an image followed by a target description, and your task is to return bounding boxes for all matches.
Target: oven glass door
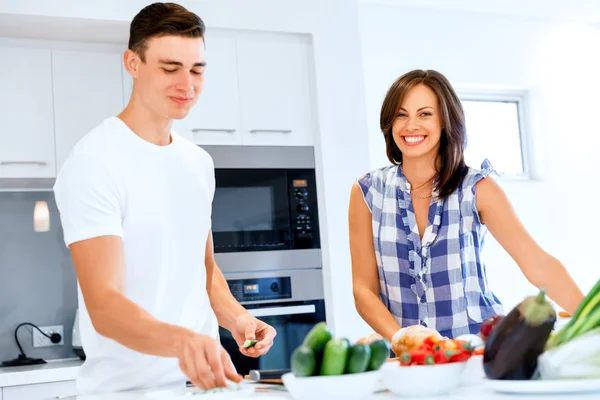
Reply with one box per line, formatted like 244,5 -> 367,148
212,169 -> 292,253
219,300 -> 326,375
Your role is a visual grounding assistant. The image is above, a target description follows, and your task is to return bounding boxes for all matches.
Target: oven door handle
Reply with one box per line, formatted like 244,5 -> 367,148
246,304 -> 316,318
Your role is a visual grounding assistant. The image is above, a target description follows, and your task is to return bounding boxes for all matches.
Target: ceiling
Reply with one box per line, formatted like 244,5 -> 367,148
360,0 -> 600,25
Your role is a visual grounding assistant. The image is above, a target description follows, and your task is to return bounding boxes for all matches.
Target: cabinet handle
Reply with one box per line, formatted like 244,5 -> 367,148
249,129 -> 292,134
191,128 -> 236,133
0,161 -> 47,166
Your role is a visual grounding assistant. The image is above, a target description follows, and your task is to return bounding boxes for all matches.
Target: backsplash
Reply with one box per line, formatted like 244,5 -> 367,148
0,191 -> 78,363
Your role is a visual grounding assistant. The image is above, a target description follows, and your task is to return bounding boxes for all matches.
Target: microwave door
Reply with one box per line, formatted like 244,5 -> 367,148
212,169 -> 292,253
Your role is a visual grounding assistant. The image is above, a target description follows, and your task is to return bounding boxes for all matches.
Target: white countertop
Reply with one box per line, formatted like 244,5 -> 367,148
59,379 -> 600,400
0,358 -> 82,387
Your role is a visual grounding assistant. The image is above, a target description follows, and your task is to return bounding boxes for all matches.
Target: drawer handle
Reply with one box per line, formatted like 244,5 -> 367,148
191,128 -> 236,133
250,129 -> 292,134
0,161 -> 47,166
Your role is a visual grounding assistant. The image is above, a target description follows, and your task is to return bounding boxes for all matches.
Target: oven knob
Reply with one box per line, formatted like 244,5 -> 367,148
270,282 -> 279,292
295,192 -> 304,199
297,204 -> 309,212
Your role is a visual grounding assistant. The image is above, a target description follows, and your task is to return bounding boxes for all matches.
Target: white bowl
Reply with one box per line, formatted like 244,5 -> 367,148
380,360 -> 467,397
461,355 -> 485,385
282,370 -> 380,400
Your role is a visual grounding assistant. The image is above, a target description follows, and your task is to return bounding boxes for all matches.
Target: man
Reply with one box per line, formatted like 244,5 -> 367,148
53,2 -> 276,395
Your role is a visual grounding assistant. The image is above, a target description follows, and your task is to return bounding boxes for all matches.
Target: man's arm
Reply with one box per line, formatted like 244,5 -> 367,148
205,231 -> 276,356
71,236 -> 192,357
204,232 -> 251,331
71,235 -> 241,389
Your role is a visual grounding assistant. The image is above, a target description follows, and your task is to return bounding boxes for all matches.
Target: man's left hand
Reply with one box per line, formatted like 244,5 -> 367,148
232,314 -> 277,358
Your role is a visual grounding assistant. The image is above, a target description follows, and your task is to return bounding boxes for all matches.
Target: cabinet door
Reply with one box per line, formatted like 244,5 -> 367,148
3,380 -> 77,400
237,37 -> 314,146
173,35 -> 242,145
0,47 -> 56,178
52,50 -> 124,172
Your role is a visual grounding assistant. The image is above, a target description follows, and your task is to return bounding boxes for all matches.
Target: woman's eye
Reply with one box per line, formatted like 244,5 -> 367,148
421,112 -> 432,117
397,113 -> 407,117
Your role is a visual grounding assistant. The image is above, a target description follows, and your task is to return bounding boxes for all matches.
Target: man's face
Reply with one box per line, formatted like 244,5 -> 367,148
130,35 -> 206,120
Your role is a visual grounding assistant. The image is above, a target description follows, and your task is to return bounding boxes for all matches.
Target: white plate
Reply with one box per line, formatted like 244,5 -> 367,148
485,378 -> 600,394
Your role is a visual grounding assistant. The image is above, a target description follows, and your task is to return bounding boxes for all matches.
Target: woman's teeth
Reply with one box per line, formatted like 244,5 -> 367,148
404,136 -> 425,143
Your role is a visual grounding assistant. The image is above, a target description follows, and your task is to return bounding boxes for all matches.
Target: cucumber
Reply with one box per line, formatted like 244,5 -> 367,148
367,339 -> 391,371
303,322 -> 334,354
319,338 -> 349,376
242,339 -> 258,348
345,343 -> 371,374
291,345 -> 317,377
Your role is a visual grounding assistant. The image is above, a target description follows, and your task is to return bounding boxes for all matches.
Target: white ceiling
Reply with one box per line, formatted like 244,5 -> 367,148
360,0 -> 600,25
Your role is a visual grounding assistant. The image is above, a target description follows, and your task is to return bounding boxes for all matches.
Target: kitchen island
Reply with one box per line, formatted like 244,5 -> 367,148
63,378 -> 600,400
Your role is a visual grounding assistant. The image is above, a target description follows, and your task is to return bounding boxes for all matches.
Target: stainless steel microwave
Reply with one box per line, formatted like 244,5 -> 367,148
201,146 -> 322,273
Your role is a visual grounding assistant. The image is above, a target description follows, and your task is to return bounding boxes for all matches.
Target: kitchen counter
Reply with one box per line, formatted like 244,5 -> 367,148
61,379 -> 600,399
0,358 -> 82,387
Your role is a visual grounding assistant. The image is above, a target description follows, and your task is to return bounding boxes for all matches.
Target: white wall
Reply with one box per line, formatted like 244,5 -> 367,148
359,3 -> 600,312
0,0 -> 372,339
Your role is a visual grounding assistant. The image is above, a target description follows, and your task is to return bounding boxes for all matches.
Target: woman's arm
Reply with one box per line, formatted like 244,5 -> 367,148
476,177 -> 584,314
349,182 -> 401,342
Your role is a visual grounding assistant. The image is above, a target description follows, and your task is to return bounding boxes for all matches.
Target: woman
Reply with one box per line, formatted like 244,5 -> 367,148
349,69 -> 583,341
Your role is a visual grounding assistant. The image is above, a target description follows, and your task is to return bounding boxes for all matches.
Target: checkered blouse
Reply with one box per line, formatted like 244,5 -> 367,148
357,159 -> 505,338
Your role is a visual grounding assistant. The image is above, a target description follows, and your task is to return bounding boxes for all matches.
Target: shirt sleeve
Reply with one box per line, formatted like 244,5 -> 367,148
471,158 -> 497,225
356,172 -> 374,213
53,153 -> 123,247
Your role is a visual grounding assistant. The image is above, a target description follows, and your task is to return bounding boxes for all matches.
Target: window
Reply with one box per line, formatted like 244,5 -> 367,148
457,88 -> 529,178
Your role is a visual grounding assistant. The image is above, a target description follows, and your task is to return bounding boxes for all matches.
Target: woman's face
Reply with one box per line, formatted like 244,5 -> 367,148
392,83 -> 443,162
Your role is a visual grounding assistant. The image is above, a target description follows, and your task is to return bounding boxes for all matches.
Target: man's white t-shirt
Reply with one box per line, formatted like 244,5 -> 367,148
53,117 -> 219,395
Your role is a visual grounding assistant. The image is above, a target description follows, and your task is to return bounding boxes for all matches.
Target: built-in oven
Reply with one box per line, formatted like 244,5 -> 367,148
201,146 -> 326,375
217,270 -> 325,375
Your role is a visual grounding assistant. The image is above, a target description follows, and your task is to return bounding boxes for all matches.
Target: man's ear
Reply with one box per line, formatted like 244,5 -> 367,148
123,49 -> 141,78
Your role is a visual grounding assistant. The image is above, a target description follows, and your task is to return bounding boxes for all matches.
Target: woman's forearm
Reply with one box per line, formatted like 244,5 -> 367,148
526,253 -> 584,315
353,286 -> 401,342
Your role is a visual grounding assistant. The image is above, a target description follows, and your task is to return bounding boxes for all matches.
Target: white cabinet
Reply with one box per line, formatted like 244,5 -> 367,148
0,46 -> 56,178
2,380 -> 76,400
52,50 -> 124,172
174,36 -> 242,145
237,37 -> 314,146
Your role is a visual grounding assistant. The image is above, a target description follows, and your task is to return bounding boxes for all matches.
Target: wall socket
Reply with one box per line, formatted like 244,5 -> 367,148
32,325 -> 64,348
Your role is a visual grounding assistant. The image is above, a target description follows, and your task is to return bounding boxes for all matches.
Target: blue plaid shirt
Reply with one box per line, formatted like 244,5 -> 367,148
357,159 -> 504,338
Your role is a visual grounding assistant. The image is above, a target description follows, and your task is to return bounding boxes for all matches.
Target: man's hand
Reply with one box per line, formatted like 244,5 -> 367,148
177,333 -> 242,390
231,314 -> 277,357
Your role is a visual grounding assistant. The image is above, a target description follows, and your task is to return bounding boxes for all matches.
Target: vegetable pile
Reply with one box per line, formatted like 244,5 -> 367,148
290,322 -> 391,377
482,278 -> 600,381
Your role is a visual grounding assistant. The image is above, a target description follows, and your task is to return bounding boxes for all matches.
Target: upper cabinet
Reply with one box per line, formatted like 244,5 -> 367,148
177,33 -> 315,147
52,50 -> 125,172
0,46 -> 56,178
173,36 -> 242,145
237,37 -> 314,146
0,31 -> 317,183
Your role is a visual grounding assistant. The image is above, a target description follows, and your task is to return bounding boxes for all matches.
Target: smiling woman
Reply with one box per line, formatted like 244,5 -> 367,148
349,69 -> 584,343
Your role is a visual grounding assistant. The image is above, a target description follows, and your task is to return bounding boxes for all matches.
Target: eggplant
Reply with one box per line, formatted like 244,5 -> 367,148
483,289 -> 556,380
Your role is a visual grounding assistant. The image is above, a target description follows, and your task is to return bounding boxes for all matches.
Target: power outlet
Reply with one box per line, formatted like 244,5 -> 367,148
32,325 -> 64,348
